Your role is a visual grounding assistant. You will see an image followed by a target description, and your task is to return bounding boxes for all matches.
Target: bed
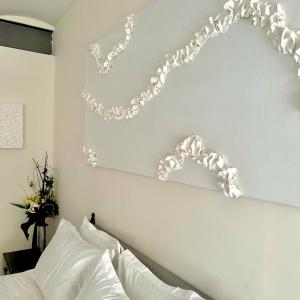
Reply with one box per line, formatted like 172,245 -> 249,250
91,214 -> 212,300
0,214 -> 212,300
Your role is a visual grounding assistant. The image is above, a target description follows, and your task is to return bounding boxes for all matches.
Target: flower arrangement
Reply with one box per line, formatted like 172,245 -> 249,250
11,153 -> 59,251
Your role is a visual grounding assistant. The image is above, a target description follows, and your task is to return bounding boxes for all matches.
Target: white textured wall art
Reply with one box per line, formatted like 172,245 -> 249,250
84,0 -> 300,207
158,136 -> 241,198
0,103 -> 23,149
84,0 -> 300,121
83,145 -> 99,167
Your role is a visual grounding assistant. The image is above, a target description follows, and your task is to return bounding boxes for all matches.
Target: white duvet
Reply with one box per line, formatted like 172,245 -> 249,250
0,270 -> 44,300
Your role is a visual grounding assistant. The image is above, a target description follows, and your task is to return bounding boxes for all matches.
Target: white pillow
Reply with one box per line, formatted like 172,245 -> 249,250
79,216 -> 123,266
0,270 -> 44,300
117,250 -> 205,300
34,218 -> 108,300
75,251 -> 129,300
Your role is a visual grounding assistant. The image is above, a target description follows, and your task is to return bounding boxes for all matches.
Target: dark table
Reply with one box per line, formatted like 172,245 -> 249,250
3,249 -> 41,275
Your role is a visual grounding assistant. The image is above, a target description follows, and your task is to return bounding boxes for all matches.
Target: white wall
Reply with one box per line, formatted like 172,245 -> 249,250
53,1 -> 300,299
0,46 -> 55,267
0,15 -> 54,31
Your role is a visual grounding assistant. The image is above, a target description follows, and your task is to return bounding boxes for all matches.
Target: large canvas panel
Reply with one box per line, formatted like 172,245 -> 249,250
84,0 -> 300,207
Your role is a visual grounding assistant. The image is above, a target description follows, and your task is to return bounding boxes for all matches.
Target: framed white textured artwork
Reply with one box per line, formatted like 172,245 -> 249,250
83,0 -> 300,207
0,103 -> 24,149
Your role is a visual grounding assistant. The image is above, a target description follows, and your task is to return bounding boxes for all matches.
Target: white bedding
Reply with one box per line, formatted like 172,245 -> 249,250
0,270 -> 44,300
0,218 -> 203,300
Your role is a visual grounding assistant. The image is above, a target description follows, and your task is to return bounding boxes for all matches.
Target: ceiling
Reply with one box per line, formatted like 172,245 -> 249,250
0,0 -> 75,25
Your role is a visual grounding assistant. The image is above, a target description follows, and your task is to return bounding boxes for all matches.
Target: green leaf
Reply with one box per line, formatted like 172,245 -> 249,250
10,203 -> 26,209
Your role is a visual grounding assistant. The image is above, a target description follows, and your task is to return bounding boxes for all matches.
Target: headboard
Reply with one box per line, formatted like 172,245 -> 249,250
90,213 -> 213,300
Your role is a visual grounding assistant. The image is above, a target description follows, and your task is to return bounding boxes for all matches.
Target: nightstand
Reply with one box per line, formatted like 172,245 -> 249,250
3,249 -> 41,275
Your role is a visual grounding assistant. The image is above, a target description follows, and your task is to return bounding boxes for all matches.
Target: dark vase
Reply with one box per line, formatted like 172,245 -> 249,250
32,223 -> 46,252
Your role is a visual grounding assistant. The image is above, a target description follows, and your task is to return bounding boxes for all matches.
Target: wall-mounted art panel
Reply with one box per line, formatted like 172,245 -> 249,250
0,103 -> 23,149
84,0 -> 300,207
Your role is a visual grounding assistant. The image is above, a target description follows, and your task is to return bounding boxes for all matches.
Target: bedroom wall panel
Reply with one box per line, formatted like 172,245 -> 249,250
0,46 -> 55,271
53,1 -> 300,299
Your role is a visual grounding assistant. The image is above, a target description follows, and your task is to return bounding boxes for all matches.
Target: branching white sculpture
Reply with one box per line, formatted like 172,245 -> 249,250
83,146 -> 99,167
83,0 -> 300,121
157,136 -> 241,198
90,15 -> 135,74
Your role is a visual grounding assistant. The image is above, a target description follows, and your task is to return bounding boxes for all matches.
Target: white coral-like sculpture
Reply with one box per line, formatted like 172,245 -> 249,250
83,146 -> 99,168
90,15 -> 135,74
157,136 -> 241,198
